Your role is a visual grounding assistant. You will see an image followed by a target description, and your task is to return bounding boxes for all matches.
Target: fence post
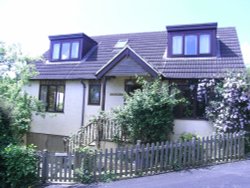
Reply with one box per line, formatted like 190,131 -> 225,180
41,150 -> 48,184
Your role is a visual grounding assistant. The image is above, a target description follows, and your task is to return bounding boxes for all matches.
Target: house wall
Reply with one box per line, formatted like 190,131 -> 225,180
105,77 -> 126,111
172,119 -> 214,141
24,80 -> 84,136
25,78 -> 214,151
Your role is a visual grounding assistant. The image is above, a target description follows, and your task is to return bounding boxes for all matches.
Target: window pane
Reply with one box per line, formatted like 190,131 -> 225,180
199,34 -> 211,54
40,85 -> 47,104
56,86 -> 65,111
125,80 -> 141,94
172,36 -> 183,55
61,42 -> 70,60
89,84 -> 101,104
71,42 -> 79,59
185,35 -> 197,55
52,43 -> 60,60
48,86 -> 56,111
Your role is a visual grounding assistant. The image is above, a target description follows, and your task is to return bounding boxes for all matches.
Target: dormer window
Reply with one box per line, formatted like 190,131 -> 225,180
51,40 -> 80,61
167,23 -> 217,57
171,33 -> 212,56
49,33 -> 97,62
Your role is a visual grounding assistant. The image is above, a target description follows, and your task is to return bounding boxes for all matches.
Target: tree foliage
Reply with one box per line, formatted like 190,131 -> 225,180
0,42 -> 44,143
0,42 -> 43,186
197,72 -> 250,133
1,144 -> 39,187
113,77 -> 186,144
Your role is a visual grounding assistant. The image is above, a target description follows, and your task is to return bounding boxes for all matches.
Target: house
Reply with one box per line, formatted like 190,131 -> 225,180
24,22 -> 245,151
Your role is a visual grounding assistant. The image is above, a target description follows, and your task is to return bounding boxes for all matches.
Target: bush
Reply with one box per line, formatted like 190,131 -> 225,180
179,132 -> 199,142
113,77 -> 186,144
197,72 -> 250,133
1,144 -> 39,188
74,147 -> 96,184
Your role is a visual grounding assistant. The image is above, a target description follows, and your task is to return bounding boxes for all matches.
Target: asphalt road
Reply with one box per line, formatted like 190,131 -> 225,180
45,160 -> 250,188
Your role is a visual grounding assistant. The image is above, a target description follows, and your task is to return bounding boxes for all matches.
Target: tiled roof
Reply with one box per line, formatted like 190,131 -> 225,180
33,27 -> 245,80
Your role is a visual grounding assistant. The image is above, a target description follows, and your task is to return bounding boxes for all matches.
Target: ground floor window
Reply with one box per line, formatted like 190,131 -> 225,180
88,80 -> 101,105
171,80 -> 206,119
125,79 -> 141,94
39,80 -> 65,112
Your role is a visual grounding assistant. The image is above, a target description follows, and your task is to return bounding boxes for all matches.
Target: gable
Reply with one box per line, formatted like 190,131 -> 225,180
95,46 -> 159,79
106,56 -> 149,76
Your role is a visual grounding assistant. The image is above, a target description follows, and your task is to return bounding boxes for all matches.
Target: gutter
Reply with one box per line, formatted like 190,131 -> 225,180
80,80 -> 86,127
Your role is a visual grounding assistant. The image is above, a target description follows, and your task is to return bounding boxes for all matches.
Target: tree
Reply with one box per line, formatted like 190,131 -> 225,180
197,72 -> 250,133
0,41 -> 44,144
113,77 -> 186,144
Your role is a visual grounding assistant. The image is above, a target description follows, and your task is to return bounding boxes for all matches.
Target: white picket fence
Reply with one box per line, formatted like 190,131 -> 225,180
38,133 -> 245,183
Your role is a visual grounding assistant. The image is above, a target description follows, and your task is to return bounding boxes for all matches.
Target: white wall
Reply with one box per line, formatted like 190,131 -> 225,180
25,80 -> 84,136
25,79 -> 215,139
172,119 -> 214,141
105,77 -> 126,111
83,80 -> 102,125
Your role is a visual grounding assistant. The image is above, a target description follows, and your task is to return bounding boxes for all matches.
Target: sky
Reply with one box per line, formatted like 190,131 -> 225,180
0,0 -> 249,66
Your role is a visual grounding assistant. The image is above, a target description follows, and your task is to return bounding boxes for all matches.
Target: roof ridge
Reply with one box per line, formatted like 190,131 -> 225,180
91,31 -> 166,38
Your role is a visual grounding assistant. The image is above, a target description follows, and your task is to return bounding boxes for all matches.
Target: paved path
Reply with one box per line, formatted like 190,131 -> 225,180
45,160 -> 250,188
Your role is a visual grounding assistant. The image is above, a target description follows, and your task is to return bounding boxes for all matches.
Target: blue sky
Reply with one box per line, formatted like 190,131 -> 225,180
0,0 -> 249,66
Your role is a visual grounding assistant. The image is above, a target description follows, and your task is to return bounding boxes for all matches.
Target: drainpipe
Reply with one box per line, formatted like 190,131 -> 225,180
80,80 -> 86,127
101,77 -> 107,111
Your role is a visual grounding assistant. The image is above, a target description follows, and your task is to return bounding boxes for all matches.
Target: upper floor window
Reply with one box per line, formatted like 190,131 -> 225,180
172,33 -> 211,56
167,22 -> 217,57
51,41 -> 80,61
114,39 -> 128,49
49,33 -> 97,62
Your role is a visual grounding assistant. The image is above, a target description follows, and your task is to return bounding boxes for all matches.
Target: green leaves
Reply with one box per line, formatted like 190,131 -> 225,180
0,41 -> 44,144
114,77 -> 186,144
1,144 -> 39,188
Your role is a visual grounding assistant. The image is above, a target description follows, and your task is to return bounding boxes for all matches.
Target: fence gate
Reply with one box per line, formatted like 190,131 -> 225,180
39,152 -> 76,183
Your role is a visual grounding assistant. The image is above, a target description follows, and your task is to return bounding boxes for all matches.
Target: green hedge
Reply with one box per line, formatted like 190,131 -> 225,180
0,144 -> 39,188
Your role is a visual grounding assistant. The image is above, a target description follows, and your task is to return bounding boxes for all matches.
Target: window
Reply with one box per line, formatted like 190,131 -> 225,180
71,42 -> 80,58
39,81 -> 65,112
184,35 -> 198,55
125,80 -> 141,94
51,41 -> 80,61
199,34 -> 211,54
61,42 -> 70,60
172,80 -> 205,119
172,36 -> 183,55
171,33 -> 212,56
114,39 -> 128,48
52,43 -> 60,60
88,81 -> 101,105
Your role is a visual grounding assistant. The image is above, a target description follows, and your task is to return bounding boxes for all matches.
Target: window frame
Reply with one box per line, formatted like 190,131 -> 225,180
169,30 -> 216,57
50,39 -> 82,62
39,81 -> 65,113
88,81 -> 101,105
124,79 -> 141,95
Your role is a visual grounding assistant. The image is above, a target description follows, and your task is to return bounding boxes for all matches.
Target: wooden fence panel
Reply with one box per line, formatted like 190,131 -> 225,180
39,133 -> 245,183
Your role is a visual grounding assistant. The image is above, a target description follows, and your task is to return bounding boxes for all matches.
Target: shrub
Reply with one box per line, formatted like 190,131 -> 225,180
74,147 -> 96,184
1,144 -> 39,188
113,77 -> 186,144
197,72 -> 250,133
179,132 -> 199,142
